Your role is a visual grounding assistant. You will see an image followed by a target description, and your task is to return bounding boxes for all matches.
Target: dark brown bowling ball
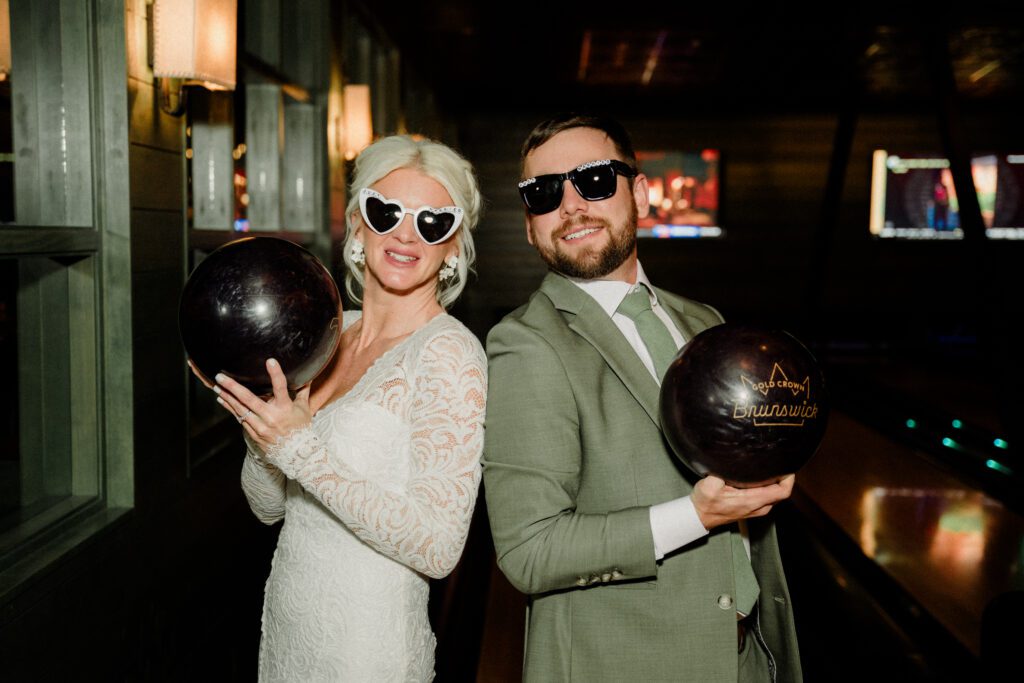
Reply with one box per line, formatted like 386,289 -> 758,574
659,323 -> 829,487
179,236 -> 341,396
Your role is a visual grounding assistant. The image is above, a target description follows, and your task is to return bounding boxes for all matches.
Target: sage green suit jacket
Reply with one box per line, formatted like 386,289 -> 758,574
483,272 -> 802,683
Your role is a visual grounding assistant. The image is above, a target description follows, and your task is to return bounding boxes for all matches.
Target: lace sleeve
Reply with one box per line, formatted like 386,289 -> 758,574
266,326 -> 487,579
240,432 -> 287,525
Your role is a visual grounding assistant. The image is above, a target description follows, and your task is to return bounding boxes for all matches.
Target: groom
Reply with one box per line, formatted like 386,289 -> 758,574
482,113 -> 802,682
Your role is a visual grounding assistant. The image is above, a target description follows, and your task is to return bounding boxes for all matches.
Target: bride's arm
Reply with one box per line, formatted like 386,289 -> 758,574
240,433 -> 287,525
263,328 -> 487,579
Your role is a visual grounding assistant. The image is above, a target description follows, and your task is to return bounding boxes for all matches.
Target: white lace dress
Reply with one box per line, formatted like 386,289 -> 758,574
240,312 -> 487,682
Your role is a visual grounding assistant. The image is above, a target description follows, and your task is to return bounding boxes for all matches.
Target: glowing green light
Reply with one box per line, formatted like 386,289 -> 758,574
952,419 -> 963,429
994,438 -> 1009,449
942,437 -> 955,448
906,419 -> 917,429
938,508 -> 984,533
986,459 -> 1013,475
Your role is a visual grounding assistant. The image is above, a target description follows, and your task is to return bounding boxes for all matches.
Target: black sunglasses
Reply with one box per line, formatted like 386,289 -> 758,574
517,159 -> 637,215
359,188 -> 464,245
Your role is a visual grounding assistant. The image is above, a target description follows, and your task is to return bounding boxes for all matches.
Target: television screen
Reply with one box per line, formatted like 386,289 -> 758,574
637,149 -> 722,239
869,150 -> 1024,240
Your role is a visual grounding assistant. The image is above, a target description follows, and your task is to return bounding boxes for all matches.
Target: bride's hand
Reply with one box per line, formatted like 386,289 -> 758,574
213,358 -> 313,452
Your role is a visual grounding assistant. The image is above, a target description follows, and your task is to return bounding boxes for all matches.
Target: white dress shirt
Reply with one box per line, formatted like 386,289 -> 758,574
568,262 -> 750,561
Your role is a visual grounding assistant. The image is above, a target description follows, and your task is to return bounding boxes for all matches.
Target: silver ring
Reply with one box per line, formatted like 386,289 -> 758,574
237,408 -> 254,424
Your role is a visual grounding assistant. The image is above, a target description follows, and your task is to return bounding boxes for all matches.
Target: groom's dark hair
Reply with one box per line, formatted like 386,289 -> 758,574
520,113 -> 638,170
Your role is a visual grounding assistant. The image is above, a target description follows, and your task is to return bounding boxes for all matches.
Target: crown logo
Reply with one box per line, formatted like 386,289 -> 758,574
740,362 -> 811,399
733,361 -> 819,427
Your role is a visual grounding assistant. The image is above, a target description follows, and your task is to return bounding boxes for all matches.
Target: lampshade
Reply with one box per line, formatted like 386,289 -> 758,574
0,0 -> 11,79
342,84 -> 373,160
153,0 -> 237,90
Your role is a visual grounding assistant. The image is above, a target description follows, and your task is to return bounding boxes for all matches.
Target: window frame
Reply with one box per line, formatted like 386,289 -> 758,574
0,0 -> 133,601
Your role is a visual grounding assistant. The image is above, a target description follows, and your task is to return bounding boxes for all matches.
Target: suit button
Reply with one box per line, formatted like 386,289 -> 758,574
717,594 -> 734,610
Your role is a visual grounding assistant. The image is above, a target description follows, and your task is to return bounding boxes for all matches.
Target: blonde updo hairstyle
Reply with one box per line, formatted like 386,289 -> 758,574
342,135 -> 482,310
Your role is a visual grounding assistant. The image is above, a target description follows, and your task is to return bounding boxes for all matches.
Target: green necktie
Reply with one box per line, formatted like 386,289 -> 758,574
615,287 -> 678,380
617,286 -> 760,615
731,530 -> 760,616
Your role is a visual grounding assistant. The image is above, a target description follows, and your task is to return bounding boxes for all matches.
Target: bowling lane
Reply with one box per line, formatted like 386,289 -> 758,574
796,409 -> 1024,657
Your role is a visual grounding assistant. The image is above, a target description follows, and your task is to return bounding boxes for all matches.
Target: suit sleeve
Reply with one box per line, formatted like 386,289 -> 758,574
482,319 -> 658,595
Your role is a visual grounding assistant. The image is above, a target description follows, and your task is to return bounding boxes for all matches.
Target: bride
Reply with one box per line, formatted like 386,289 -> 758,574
203,135 -> 486,681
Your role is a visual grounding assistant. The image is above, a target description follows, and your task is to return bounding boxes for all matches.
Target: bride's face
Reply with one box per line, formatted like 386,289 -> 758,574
353,168 -> 459,302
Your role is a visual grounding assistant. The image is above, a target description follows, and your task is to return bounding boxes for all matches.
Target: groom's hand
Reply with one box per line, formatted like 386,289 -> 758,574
691,474 -> 795,530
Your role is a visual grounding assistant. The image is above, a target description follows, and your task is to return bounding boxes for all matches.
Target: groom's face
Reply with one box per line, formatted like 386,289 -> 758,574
522,127 -> 648,282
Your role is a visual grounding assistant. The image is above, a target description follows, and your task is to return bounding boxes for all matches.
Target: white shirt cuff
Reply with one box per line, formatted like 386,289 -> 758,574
650,495 -> 709,560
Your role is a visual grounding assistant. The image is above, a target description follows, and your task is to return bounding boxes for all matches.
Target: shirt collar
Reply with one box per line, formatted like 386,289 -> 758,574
567,261 -> 659,318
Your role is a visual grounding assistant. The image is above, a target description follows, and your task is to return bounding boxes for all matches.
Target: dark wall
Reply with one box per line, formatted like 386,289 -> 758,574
0,457 -> 276,679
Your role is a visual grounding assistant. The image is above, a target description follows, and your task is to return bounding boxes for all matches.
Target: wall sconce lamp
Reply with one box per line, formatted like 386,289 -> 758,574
342,84 -> 373,160
0,0 -> 11,82
152,0 -> 237,116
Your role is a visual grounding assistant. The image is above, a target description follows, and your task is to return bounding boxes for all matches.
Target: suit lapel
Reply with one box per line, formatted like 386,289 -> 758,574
539,273 -> 663,426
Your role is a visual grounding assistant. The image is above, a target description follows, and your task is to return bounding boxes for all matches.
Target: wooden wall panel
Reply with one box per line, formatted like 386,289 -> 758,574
128,144 -> 183,211
130,208 -> 184,273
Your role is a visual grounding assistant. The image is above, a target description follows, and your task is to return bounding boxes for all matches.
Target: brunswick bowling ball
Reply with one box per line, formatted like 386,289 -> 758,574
659,323 -> 829,487
179,236 -> 341,396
